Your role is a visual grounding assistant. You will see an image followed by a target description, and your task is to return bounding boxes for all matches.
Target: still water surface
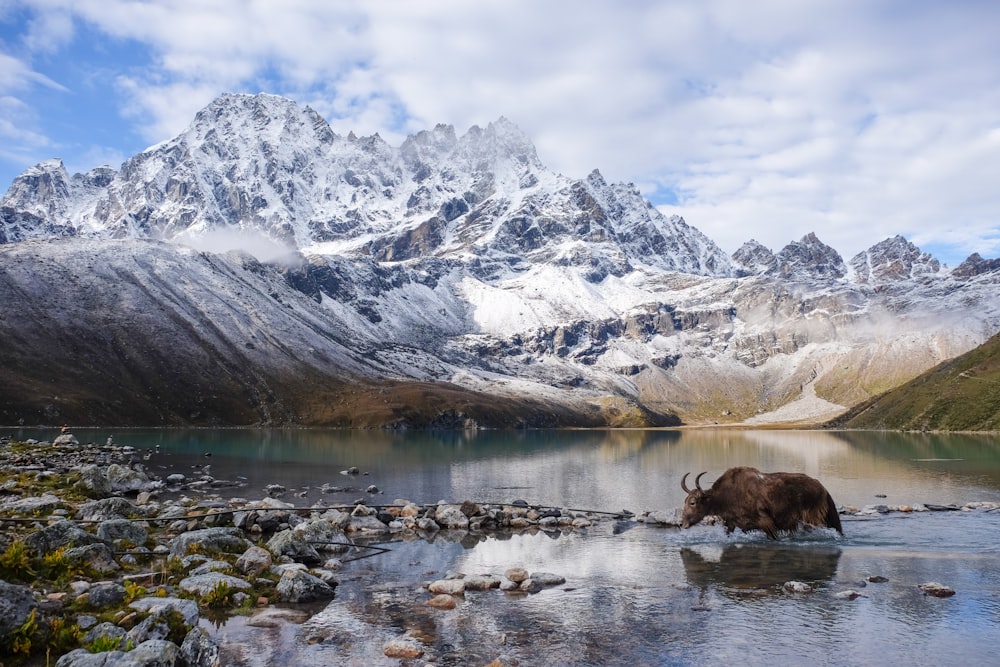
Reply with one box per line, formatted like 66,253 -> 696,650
17,427 -> 1000,665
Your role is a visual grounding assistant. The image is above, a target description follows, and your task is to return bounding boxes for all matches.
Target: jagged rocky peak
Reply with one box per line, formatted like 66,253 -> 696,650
849,235 -> 941,282
2,158 -> 72,218
732,239 -> 777,276
952,252 -> 1000,278
189,92 -> 339,147
774,232 -> 846,280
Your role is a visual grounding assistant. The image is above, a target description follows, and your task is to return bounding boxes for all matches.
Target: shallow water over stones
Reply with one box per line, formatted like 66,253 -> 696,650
7,427 -> 1000,665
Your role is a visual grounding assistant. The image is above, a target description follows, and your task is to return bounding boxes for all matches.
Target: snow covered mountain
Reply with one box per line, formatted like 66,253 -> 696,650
2,93 -> 999,428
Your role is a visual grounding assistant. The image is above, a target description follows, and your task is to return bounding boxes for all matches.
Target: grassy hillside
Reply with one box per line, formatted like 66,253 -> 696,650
825,332 -> 1000,431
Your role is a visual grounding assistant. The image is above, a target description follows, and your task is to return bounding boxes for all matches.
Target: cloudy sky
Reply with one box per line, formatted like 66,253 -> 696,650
1,0 -> 998,265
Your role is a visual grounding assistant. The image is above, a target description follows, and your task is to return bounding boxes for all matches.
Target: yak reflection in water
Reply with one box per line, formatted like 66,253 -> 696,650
680,542 -> 842,595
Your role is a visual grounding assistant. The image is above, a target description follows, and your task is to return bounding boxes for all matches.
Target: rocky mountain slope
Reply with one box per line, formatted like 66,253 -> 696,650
2,93 -> 999,428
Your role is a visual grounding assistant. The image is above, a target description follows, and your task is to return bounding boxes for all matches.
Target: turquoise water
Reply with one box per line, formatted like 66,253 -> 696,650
9,427 -> 1000,665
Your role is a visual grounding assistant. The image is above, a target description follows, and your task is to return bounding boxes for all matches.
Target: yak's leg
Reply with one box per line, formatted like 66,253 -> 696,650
757,515 -> 780,540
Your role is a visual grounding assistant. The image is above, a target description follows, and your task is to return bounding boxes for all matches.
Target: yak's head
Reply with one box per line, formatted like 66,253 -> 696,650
680,472 -> 710,529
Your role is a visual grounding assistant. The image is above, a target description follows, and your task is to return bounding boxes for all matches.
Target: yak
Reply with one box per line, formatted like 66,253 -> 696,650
680,466 -> 843,539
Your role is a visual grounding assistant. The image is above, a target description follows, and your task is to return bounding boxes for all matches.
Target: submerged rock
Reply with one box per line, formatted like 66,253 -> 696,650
919,582 -> 956,598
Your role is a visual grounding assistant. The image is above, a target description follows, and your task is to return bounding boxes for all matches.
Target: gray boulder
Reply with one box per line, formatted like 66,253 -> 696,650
179,573 -> 252,597
129,597 -> 200,628
74,465 -> 113,498
64,542 -> 120,573
434,504 -> 470,529
97,519 -> 149,547
180,627 -> 221,667
267,529 -> 322,564
24,520 -> 106,556
86,582 -> 126,608
0,492 -> 64,514
56,648 -> 125,666
105,464 -> 160,495
114,639 -> 180,666
235,545 -> 273,578
76,497 -> 140,522
82,621 -> 128,647
0,580 -> 37,644
275,569 -> 336,603
168,527 -> 249,558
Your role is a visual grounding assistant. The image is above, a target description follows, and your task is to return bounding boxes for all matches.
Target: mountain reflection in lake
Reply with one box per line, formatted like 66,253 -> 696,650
12,427 -> 1000,665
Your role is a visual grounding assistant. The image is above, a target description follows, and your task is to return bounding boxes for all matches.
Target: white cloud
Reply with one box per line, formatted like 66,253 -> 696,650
4,0 -> 1000,263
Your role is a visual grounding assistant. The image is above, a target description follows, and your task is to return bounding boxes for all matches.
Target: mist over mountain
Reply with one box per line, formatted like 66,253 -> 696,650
2,93 -> 998,428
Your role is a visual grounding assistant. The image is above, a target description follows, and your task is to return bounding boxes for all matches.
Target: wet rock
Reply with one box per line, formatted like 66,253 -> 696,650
504,567 -> 529,583
866,575 -> 889,583
834,590 -> 866,600
519,578 -> 543,593
265,484 -> 287,498
245,607 -> 311,628
428,579 -> 466,595
464,574 -> 502,591
347,514 -> 390,534
180,573 -> 252,597
235,545 -> 273,578
782,581 -> 813,594
919,582 -> 956,597
485,657 -> 521,667
383,638 -> 425,659
168,527 -> 250,558
643,509 -> 683,526
0,580 -> 37,643
275,569 -> 336,603
530,572 -> 566,587
428,593 -> 458,609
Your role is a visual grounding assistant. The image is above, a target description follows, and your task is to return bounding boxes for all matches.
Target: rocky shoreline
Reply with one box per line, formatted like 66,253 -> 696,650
0,435 -> 616,666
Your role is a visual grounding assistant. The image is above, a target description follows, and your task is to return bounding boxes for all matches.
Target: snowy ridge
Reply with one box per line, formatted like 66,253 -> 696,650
2,93 -> 1000,427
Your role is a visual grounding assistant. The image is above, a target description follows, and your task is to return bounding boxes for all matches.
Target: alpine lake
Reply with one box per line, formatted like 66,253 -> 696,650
11,426 -> 1000,666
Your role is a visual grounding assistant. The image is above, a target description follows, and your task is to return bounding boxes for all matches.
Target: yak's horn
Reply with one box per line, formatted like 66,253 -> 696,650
695,471 -> 708,491
681,473 -> 691,493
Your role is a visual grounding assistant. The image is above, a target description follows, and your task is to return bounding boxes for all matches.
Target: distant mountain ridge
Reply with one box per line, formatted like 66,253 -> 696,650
2,92 -> 999,428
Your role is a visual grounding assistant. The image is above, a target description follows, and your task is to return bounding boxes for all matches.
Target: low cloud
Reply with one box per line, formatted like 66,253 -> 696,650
174,226 -> 298,265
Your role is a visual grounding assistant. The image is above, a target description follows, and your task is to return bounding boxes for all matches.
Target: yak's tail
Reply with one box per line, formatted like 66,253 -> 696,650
825,492 -> 844,535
